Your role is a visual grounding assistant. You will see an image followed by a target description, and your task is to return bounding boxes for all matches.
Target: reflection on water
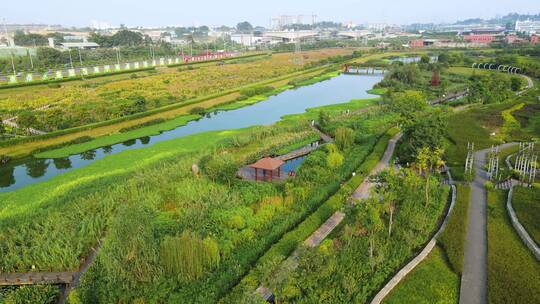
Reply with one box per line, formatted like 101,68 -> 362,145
26,159 -> 48,178
140,136 -> 151,145
53,157 -> 72,170
0,74 -> 382,192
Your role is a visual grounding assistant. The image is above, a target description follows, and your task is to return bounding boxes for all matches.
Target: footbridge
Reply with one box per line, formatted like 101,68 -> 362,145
263,31 -> 318,42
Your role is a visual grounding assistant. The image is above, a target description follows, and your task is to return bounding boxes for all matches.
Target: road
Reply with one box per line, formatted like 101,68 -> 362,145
460,143 -> 516,304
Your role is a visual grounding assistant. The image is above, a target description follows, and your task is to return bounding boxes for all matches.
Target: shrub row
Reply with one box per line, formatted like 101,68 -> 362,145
0,67 -> 156,90
438,184 -> 471,275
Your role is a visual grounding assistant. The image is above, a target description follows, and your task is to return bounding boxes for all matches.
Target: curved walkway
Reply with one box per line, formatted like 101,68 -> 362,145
459,143 -> 516,304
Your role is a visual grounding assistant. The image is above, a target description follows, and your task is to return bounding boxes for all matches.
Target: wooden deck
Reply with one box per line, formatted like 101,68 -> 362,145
0,272 -> 75,286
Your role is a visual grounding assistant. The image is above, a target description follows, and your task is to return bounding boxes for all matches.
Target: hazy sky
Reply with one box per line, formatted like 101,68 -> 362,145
3,0 -> 540,27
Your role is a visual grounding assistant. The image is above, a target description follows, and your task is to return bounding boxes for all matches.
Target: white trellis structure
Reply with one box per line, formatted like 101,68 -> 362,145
487,145 -> 500,181
465,142 -> 475,176
514,142 -> 537,186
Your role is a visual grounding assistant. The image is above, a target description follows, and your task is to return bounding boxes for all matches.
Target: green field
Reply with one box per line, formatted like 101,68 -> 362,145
383,246 -> 459,304
486,190 -> 540,304
512,186 -> 540,245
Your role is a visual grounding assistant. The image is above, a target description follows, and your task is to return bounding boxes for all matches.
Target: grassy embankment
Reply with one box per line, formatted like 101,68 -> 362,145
511,186 -> 540,245
382,184 -> 470,303
486,190 -> 540,304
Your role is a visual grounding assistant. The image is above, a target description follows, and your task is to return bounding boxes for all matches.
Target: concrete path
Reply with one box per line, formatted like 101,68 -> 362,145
460,143 -> 516,304
352,133 -> 402,200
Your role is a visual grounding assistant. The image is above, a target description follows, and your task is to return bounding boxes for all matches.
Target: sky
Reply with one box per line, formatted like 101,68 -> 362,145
3,0 -> 540,28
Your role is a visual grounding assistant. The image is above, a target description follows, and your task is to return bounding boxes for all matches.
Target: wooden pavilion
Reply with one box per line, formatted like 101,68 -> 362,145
249,157 -> 284,181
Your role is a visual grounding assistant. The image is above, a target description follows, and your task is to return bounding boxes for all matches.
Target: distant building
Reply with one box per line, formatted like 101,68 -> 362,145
230,34 -> 263,47
463,34 -> 495,44
515,20 -> 540,34
531,35 -> 539,44
60,42 -> 99,49
409,39 -> 424,48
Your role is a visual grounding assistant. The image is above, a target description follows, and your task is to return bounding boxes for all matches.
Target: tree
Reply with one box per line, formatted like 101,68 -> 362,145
414,146 -> 445,207
420,54 -> 431,64
334,127 -> 355,150
399,109 -> 447,164
236,21 -> 253,33
385,90 -> 427,126
326,144 -> 344,168
359,199 -> 384,270
318,110 -> 331,129
377,170 -> 400,237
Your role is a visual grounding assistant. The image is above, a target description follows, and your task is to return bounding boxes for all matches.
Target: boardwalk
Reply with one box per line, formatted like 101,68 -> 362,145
0,272 -> 75,286
460,143 -> 516,304
429,90 -> 468,105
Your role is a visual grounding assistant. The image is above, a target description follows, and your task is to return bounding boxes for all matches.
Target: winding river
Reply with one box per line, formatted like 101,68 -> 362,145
0,74 -> 383,192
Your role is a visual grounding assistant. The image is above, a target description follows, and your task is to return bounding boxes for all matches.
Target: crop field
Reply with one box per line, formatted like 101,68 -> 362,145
0,49 -> 352,132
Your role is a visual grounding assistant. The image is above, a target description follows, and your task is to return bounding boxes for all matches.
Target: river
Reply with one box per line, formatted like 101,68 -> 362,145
0,74 -> 383,191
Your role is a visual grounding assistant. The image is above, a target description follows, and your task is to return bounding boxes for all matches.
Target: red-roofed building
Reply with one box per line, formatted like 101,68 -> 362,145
249,157 -> 284,181
464,34 -> 495,44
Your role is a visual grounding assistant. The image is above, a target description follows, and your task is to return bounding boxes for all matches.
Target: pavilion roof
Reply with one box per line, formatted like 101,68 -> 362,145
249,157 -> 284,171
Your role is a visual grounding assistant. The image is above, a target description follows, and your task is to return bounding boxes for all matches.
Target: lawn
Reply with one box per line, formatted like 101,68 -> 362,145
383,245 -> 459,304
438,184 -> 470,274
486,190 -> 540,304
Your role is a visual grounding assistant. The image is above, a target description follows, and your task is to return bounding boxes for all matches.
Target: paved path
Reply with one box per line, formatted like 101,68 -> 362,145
460,143 -> 516,304
352,133 -> 402,200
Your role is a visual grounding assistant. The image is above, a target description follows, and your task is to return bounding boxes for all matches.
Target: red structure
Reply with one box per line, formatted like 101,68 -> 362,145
409,39 -> 424,48
249,157 -> 284,181
431,70 -> 440,87
464,34 -> 495,44
531,35 -> 539,45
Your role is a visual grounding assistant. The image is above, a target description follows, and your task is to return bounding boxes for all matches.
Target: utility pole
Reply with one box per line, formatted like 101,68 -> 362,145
68,48 -> 74,69
77,47 -> 83,66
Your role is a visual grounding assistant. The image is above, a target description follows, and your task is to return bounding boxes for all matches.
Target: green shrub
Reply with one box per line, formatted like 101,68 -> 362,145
239,86 -> 273,97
